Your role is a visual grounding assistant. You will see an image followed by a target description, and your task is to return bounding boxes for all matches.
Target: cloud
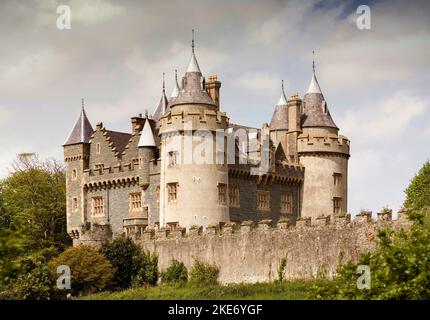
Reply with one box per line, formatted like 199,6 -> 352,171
234,72 -> 281,99
35,0 -> 126,27
338,91 -> 428,143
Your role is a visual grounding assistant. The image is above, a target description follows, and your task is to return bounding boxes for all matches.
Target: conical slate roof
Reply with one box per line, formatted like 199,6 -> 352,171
301,71 -> 338,129
64,106 -> 94,146
152,90 -> 169,123
168,34 -> 216,108
138,118 -> 156,147
170,69 -> 180,99
270,82 -> 289,131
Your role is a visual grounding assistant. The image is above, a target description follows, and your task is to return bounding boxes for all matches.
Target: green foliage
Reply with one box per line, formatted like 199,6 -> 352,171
100,236 -> 141,289
189,259 -> 219,286
14,265 -> 55,300
48,245 -> 114,296
131,249 -> 159,287
0,153 -> 70,252
277,257 -> 287,282
404,160 -> 430,210
81,280 -> 324,300
0,228 -> 28,289
310,209 -> 430,299
161,259 -> 188,285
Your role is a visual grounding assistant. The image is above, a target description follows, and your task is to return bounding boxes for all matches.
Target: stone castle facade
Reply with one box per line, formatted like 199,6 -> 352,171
63,39 -> 350,246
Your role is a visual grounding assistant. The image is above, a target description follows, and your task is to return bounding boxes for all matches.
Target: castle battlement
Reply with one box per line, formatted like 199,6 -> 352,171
297,133 -> 350,156
159,108 -> 229,132
130,209 -> 408,242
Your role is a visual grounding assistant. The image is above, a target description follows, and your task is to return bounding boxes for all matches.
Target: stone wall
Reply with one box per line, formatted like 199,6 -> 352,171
134,210 -> 410,284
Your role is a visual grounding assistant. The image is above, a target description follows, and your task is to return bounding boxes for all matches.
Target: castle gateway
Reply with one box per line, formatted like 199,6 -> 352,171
63,38 -> 350,246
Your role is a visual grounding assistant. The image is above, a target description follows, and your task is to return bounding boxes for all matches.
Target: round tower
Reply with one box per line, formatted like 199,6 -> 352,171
298,65 -> 350,222
158,33 -> 229,229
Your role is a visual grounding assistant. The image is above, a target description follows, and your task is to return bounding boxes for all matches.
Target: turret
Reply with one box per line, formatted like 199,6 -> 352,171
298,56 -> 350,222
270,81 -> 289,161
63,100 -> 94,239
158,31 -> 229,229
138,117 -> 156,188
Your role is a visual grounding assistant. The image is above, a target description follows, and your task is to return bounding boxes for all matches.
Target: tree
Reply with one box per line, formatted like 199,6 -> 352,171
100,236 -> 141,289
0,228 -> 28,289
404,160 -> 430,210
48,245 -> 114,296
0,153 -> 70,251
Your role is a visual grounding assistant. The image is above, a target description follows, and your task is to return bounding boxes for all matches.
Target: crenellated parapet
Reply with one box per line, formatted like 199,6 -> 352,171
159,107 -> 229,133
297,133 -> 350,157
135,209 -> 409,242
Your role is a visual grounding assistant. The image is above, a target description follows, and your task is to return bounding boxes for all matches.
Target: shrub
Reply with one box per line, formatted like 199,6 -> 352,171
100,236 -> 141,289
48,245 -> 114,296
161,259 -> 188,284
277,257 -> 287,282
310,209 -> 430,299
131,249 -> 159,287
189,259 -> 219,286
14,265 -> 55,300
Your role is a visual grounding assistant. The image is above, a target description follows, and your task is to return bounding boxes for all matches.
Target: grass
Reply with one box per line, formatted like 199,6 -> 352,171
80,280 -> 328,300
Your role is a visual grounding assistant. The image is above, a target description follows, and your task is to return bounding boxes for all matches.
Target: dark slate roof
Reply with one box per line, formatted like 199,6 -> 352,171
64,108 -> 94,146
301,92 -> 338,129
270,105 -> 289,131
106,130 -> 132,154
168,72 -> 216,108
152,91 -> 169,124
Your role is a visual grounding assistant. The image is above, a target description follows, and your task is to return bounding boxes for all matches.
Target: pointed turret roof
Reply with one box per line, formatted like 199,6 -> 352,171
186,29 -> 201,73
138,118 -> 156,147
168,30 -> 216,108
152,73 -> 169,123
302,58 -> 338,129
270,81 -> 289,131
170,69 -> 180,99
307,72 -> 322,94
64,100 -> 94,146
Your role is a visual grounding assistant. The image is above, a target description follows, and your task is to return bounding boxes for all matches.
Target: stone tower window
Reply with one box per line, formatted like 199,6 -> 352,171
229,184 -> 240,207
333,197 -> 342,214
168,151 -> 178,166
92,196 -> 104,216
156,186 -> 160,203
257,191 -> 270,211
280,192 -> 293,214
72,197 -> 78,211
132,158 -> 140,168
129,193 -> 142,211
96,143 -> 101,154
218,183 -> 227,205
167,183 -> 178,203
72,169 -> 77,181
333,173 -> 342,186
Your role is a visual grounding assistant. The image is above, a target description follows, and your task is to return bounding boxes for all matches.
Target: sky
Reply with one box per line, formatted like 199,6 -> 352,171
0,0 -> 429,216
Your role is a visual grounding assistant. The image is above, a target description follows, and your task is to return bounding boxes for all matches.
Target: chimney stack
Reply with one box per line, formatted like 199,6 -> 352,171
206,75 -> 221,110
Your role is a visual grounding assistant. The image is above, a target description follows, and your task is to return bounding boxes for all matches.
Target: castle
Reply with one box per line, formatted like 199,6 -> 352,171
63,37 -> 350,246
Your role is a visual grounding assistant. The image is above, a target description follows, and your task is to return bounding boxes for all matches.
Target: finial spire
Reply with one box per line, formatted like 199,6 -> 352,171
81,98 -> 84,110
277,80 -> 287,106
175,69 -> 178,81
312,50 -> 315,73
186,30 -> 201,73
145,109 -> 148,118
192,29 -> 195,53
162,72 -> 165,92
